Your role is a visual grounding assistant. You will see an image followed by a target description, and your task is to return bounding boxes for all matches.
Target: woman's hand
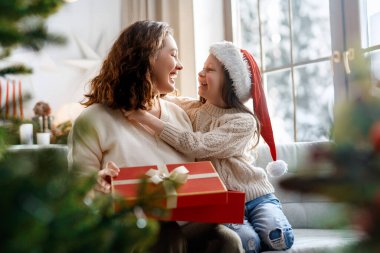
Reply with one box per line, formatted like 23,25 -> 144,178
94,161 -> 120,194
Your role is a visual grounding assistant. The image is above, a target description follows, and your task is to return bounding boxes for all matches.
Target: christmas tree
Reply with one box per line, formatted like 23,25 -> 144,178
0,0 -> 66,76
280,55 -> 380,252
0,122 -> 165,252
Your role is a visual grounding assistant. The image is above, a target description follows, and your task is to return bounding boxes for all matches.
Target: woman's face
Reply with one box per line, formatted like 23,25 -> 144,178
151,34 -> 183,94
198,54 -> 227,108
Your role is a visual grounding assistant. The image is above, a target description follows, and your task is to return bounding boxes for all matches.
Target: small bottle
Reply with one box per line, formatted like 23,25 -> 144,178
43,116 -> 49,132
38,116 -> 43,132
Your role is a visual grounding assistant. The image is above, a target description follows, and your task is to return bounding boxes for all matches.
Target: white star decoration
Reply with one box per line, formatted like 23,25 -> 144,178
65,34 -> 101,71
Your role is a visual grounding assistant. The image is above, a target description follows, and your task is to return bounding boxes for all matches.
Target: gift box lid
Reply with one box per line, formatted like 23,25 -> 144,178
112,161 -> 228,208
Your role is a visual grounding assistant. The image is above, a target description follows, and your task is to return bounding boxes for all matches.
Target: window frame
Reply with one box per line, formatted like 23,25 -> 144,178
227,0 -> 376,142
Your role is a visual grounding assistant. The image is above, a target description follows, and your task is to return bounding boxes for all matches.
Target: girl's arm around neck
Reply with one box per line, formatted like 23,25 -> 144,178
124,109 -> 165,135
160,113 -> 257,159
164,96 -> 202,115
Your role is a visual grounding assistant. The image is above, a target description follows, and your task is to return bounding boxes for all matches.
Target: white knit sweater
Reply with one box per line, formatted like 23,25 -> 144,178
160,97 -> 274,202
68,101 -> 194,177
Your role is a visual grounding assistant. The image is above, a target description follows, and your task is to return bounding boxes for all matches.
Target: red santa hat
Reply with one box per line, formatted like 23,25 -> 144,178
209,41 -> 287,177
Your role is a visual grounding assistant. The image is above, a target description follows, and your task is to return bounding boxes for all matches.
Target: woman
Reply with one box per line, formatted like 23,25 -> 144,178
68,20 -> 243,253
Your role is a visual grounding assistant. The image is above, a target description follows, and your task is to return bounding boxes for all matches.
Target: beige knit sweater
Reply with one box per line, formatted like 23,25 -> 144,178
160,97 -> 274,202
68,101 -> 194,177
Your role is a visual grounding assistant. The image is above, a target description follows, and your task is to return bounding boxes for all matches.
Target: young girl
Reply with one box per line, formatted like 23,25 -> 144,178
125,41 -> 294,252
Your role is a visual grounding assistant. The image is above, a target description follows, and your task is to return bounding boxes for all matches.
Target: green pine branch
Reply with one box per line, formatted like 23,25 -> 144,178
0,20 -> 66,51
0,64 -> 32,77
0,48 -> 11,60
0,147 -> 159,253
0,0 -> 67,75
21,21 -> 67,51
0,21 -> 22,48
0,0 -> 65,21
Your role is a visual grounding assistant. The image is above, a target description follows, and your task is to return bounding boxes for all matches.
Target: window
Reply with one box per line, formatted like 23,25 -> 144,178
360,0 -> 380,96
233,0 -> 380,142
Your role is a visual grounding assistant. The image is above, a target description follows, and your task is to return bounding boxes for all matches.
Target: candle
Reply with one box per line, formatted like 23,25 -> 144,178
43,116 -> 50,132
12,80 -> 16,118
18,80 -> 23,120
5,80 -> 9,119
19,123 -> 33,145
38,116 -> 43,132
37,132 -> 51,145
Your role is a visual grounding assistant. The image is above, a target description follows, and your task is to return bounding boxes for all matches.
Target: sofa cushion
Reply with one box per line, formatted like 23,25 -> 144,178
253,142 -> 346,229
282,202 -> 347,229
263,229 -> 361,253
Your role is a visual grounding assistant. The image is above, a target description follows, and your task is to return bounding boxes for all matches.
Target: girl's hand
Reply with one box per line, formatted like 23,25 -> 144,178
122,108 -> 164,135
94,161 -> 120,194
122,109 -> 146,122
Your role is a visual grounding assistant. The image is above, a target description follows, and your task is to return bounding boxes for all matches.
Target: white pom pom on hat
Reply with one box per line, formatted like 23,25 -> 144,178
209,41 -> 288,177
266,160 -> 288,177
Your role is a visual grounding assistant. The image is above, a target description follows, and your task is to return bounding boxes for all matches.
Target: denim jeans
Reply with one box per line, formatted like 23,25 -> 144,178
225,193 -> 294,253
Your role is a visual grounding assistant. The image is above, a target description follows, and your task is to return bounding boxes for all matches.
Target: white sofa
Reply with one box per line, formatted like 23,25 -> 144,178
254,141 -> 361,253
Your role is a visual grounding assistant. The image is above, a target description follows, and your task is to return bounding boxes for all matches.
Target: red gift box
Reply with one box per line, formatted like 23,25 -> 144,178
112,161 -> 228,209
166,190 -> 245,224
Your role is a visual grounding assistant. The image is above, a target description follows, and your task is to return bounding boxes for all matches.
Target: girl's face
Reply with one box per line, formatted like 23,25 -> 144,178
198,54 -> 227,108
151,34 -> 183,94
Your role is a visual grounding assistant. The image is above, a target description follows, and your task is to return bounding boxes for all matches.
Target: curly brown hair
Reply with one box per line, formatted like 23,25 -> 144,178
82,20 -> 173,110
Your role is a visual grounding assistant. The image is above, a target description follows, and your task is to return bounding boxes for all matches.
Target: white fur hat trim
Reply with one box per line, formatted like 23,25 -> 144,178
209,41 -> 252,102
266,160 -> 288,177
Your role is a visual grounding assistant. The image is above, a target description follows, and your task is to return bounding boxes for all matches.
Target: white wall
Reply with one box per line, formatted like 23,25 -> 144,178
3,0 -> 121,123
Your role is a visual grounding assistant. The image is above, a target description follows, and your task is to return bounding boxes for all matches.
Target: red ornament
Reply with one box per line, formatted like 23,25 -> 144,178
370,121 -> 380,151
352,208 -> 374,233
375,189 -> 380,212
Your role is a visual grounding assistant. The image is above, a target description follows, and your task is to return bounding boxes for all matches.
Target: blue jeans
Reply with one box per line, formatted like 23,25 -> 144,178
225,193 -> 294,253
